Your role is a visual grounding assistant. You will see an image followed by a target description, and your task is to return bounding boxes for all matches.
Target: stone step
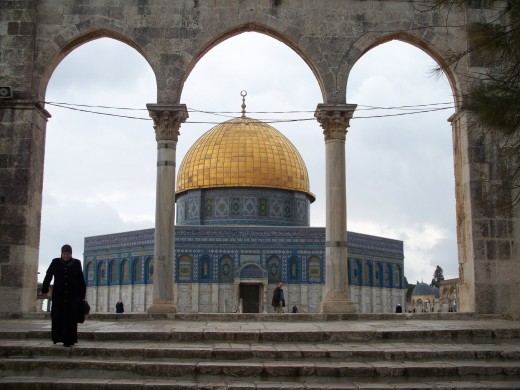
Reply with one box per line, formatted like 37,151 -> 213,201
2,356 -> 520,381
2,317 -> 520,389
3,325 -> 520,343
2,376 -> 520,390
1,339 -> 520,361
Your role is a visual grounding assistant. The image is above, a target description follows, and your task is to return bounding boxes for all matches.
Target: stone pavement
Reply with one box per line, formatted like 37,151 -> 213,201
2,312 -> 520,341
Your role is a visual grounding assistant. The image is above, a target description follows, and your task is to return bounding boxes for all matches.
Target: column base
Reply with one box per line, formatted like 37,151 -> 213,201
320,293 -> 356,314
147,300 -> 177,314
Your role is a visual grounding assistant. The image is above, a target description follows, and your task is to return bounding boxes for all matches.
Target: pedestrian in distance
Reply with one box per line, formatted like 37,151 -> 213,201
395,303 -> 403,313
116,300 -> 124,313
272,282 -> 285,313
41,244 -> 86,347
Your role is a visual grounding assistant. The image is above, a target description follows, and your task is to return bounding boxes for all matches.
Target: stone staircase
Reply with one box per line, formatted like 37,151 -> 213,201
1,314 -> 520,389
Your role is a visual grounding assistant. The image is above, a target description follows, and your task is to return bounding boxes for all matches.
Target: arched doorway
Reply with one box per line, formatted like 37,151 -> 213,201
236,263 -> 268,313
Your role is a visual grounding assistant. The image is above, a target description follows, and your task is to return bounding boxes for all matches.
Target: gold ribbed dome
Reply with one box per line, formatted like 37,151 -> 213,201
176,117 -> 314,201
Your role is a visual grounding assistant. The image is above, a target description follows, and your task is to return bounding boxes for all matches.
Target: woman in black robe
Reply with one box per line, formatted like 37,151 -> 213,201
41,244 -> 86,347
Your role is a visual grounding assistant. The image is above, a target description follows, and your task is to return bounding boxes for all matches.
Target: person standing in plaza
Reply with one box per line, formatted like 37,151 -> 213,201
116,299 -> 125,313
41,244 -> 86,347
272,282 -> 285,313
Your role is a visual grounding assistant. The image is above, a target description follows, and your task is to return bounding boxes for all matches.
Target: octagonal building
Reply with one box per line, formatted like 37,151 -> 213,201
84,107 -> 406,313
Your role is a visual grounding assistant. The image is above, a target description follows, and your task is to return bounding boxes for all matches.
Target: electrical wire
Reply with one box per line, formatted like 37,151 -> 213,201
42,101 -> 457,123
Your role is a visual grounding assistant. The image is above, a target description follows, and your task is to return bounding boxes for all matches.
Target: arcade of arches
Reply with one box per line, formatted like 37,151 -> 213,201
0,1 -> 518,317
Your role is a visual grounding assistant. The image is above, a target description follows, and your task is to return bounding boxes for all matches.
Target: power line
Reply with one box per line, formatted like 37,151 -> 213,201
42,101 -> 456,123
43,100 -> 455,112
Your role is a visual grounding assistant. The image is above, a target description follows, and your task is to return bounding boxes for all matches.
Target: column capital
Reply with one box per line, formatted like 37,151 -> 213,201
314,104 -> 357,141
147,104 -> 189,142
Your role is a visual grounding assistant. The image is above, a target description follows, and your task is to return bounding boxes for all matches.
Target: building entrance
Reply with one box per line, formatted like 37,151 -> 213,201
239,284 -> 260,313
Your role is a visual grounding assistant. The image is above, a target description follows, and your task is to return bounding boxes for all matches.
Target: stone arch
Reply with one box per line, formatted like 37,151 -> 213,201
2,1 -> 516,317
344,32 -> 462,106
177,24 -> 329,104
38,28 -> 156,102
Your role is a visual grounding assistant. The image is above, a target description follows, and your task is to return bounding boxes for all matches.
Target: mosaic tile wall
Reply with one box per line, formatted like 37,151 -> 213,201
84,226 -> 403,288
176,188 -> 311,226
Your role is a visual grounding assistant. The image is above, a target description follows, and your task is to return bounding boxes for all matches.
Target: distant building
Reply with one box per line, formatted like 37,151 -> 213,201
410,282 -> 440,313
84,109 -> 406,313
439,278 -> 459,312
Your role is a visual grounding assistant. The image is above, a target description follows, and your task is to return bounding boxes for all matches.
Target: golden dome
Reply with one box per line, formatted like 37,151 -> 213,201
176,117 -> 314,201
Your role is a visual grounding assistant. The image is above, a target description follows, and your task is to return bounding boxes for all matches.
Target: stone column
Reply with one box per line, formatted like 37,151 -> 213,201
0,101 -> 50,314
315,104 -> 357,313
146,104 -> 188,314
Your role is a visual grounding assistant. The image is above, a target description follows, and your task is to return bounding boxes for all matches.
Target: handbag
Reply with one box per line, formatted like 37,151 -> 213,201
78,299 -> 90,323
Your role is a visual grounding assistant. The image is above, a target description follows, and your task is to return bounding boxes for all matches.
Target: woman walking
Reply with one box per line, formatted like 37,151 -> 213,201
41,244 -> 86,347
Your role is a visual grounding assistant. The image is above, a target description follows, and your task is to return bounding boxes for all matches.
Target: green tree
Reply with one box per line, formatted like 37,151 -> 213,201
420,1 -> 520,208
431,265 -> 445,288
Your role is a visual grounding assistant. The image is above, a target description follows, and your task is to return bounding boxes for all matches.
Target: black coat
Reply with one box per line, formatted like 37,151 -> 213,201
116,302 -> 124,313
272,287 -> 285,307
41,257 -> 86,345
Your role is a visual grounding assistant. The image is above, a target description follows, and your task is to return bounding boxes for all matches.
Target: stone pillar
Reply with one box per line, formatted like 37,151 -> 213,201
146,104 -> 188,314
0,101 -> 50,314
315,104 -> 357,313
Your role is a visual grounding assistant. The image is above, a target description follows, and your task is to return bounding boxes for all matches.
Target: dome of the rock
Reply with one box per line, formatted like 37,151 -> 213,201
176,116 -> 315,202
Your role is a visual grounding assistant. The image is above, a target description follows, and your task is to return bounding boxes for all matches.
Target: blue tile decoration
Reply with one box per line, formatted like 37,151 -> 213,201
176,187 -> 310,226
239,263 -> 265,279
84,226 -> 403,289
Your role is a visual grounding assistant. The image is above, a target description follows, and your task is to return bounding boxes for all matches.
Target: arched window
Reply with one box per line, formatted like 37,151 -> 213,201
219,255 -> 233,283
145,257 -> 154,284
120,259 -> 129,284
393,265 -> 402,288
307,256 -> 321,283
86,262 -> 94,286
350,259 -> 361,286
363,261 -> 372,286
108,260 -> 117,285
288,256 -> 300,282
267,256 -> 280,284
177,255 -> 192,282
97,262 -> 107,285
383,263 -> 392,288
199,255 -> 212,282
133,257 -> 143,283
375,262 -> 383,287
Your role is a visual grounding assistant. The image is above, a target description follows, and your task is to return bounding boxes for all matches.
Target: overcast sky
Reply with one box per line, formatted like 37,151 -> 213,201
40,32 -> 457,286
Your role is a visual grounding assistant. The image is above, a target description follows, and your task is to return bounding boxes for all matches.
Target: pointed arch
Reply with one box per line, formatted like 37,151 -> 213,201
178,27 -> 327,103
345,33 -> 461,107
39,29 -> 155,101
